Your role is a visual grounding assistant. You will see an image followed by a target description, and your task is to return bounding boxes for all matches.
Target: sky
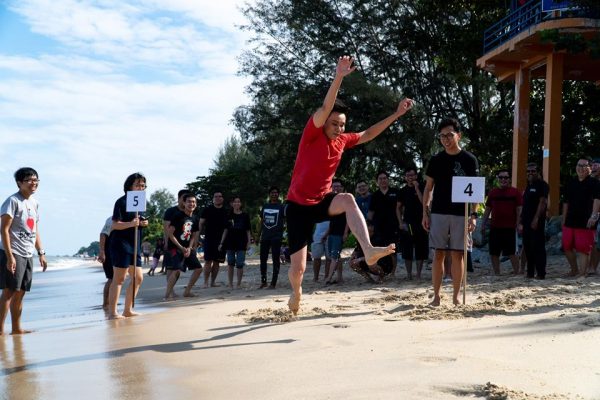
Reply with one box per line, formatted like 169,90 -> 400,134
0,0 -> 254,255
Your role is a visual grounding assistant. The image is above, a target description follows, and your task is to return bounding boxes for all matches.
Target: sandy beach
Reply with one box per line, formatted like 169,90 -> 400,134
1,253 -> 600,399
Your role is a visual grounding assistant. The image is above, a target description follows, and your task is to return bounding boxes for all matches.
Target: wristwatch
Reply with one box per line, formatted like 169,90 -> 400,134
38,249 -> 46,256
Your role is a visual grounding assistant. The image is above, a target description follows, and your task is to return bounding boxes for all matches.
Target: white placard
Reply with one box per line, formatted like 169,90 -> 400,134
126,190 -> 147,212
451,176 -> 485,204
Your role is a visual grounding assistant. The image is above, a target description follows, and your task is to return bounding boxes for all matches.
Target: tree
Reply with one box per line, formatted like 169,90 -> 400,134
143,188 -> 176,243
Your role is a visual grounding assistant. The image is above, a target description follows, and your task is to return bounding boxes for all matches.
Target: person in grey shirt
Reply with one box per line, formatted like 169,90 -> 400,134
0,167 -> 48,335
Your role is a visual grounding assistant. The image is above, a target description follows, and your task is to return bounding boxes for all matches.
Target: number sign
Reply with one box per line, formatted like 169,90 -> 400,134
451,177 -> 485,204
126,190 -> 147,212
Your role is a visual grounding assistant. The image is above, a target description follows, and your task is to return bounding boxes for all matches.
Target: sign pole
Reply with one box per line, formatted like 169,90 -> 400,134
132,211 -> 138,308
463,204 -> 468,305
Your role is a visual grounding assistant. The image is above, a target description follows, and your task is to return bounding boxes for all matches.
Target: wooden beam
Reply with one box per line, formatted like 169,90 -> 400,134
512,68 -> 530,193
543,52 -> 564,216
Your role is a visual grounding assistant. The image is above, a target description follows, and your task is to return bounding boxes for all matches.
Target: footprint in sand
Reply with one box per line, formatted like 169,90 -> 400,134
418,356 -> 457,365
332,324 -> 349,328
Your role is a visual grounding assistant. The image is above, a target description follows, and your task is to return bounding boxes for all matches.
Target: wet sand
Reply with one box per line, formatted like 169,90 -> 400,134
1,254 -> 600,399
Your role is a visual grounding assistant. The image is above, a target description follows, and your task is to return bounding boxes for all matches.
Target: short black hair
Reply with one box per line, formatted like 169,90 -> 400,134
178,189 -> 192,198
123,172 -> 146,192
437,117 -> 461,133
268,186 -> 280,193
332,178 -> 344,186
14,167 -> 38,183
331,98 -> 350,115
182,193 -> 196,202
376,170 -> 389,180
496,168 -> 510,176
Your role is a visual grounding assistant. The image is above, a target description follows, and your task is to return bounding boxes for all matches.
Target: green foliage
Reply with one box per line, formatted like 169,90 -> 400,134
76,241 -> 100,257
143,188 -> 175,244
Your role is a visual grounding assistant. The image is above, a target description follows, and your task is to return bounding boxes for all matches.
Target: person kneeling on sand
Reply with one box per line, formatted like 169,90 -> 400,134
164,193 -> 203,300
349,222 -> 393,283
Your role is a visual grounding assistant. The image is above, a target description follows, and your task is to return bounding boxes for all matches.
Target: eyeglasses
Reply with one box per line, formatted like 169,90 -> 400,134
576,163 -> 590,168
497,176 -> 510,180
24,179 -> 40,184
438,133 -> 455,140
526,169 -> 537,174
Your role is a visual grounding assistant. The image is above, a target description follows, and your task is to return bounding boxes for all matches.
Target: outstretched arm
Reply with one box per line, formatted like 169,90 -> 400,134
313,56 -> 356,128
356,98 -> 414,145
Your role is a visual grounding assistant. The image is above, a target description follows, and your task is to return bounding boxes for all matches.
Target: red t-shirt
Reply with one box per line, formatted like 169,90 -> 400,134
287,116 -> 361,205
485,186 -> 523,229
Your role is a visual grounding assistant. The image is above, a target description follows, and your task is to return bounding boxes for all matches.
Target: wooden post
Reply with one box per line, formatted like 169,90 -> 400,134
543,52 -> 564,216
132,211 -> 138,308
512,67 -> 530,192
463,204 -> 468,305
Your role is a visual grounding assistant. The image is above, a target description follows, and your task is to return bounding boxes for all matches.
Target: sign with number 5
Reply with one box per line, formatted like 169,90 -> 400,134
126,190 -> 147,212
451,177 -> 485,204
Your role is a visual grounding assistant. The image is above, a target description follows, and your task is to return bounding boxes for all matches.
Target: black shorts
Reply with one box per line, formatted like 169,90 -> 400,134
203,239 -> 225,262
166,249 -> 202,272
102,259 -> 114,280
0,249 -> 33,292
399,224 -> 429,261
489,227 -> 517,257
286,193 -> 337,255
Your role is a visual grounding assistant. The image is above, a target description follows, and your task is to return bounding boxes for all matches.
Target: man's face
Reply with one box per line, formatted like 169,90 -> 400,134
526,166 -> 539,183
376,174 -> 389,190
17,174 -> 39,196
332,182 -> 344,194
324,112 -> 346,140
231,198 -> 242,210
591,161 -> 600,177
269,189 -> 279,202
404,170 -> 417,186
184,197 -> 197,213
438,125 -> 461,151
576,159 -> 591,180
497,172 -> 510,188
213,192 -> 224,207
356,182 -> 368,196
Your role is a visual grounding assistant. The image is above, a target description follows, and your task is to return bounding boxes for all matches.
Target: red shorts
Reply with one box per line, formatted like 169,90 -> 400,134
562,226 -> 595,254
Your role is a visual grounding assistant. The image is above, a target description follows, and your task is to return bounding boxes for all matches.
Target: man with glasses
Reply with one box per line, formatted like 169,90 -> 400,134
518,163 -> 549,279
258,186 -> 285,288
422,118 -> 479,306
561,158 -> 600,277
481,168 -> 523,275
0,168 -> 47,335
199,191 -> 228,287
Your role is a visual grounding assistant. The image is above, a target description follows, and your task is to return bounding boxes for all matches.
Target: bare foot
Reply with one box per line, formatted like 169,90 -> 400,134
288,292 -> 301,315
122,311 -> 142,318
203,283 -> 209,288
108,314 -> 125,320
364,244 -> 395,266
183,291 -> 197,297
429,296 -> 441,307
11,329 -> 33,335
453,298 -> 461,306
211,283 -> 221,287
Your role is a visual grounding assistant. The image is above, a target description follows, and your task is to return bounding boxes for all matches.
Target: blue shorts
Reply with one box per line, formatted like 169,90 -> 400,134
226,250 -> 246,268
327,235 -> 343,260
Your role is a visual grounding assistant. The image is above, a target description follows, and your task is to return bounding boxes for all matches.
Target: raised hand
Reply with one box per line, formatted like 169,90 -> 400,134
335,56 -> 356,78
396,98 -> 414,117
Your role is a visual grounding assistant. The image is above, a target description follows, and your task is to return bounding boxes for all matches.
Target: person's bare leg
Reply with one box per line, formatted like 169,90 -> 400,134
288,246 -> 307,315
9,290 -> 30,334
313,258 -> 321,282
336,260 -> 343,283
328,194 -> 394,265
390,254 -> 397,277
579,253 -> 590,277
108,268 -> 127,319
324,259 -> 331,280
590,248 -> 599,273
450,251 -> 465,305
405,259 -> 413,280
210,262 -> 221,287
123,266 -> 143,317
236,268 -> 243,288
509,255 -> 519,274
0,289 -> 13,335
416,260 -> 424,280
431,250 -> 445,306
491,255 -> 500,275
164,270 -> 180,299
564,250 -> 579,276
203,260 -> 213,287
184,268 -> 203,296
102,279 -> 112,310
325,259 -> 338,282
227,266 -> 234,288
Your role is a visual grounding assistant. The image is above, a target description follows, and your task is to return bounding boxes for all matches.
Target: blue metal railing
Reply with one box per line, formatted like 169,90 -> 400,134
482,0 -> 592,54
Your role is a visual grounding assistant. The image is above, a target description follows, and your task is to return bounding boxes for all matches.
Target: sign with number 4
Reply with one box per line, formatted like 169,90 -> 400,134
451,177 -> 485,204
126,190 -> 147,212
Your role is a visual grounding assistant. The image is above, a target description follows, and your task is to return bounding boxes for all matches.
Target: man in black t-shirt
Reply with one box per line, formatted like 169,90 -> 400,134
518,162 -> 549,279
164,193 -> 202,300
259,186 -> 286,288
368,171 -> 402,276
398,168 -> 428,280
162,189 -> 191,275
561,158 -> 600,277
199,191 -> 228,287
422,118 -> 479,306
